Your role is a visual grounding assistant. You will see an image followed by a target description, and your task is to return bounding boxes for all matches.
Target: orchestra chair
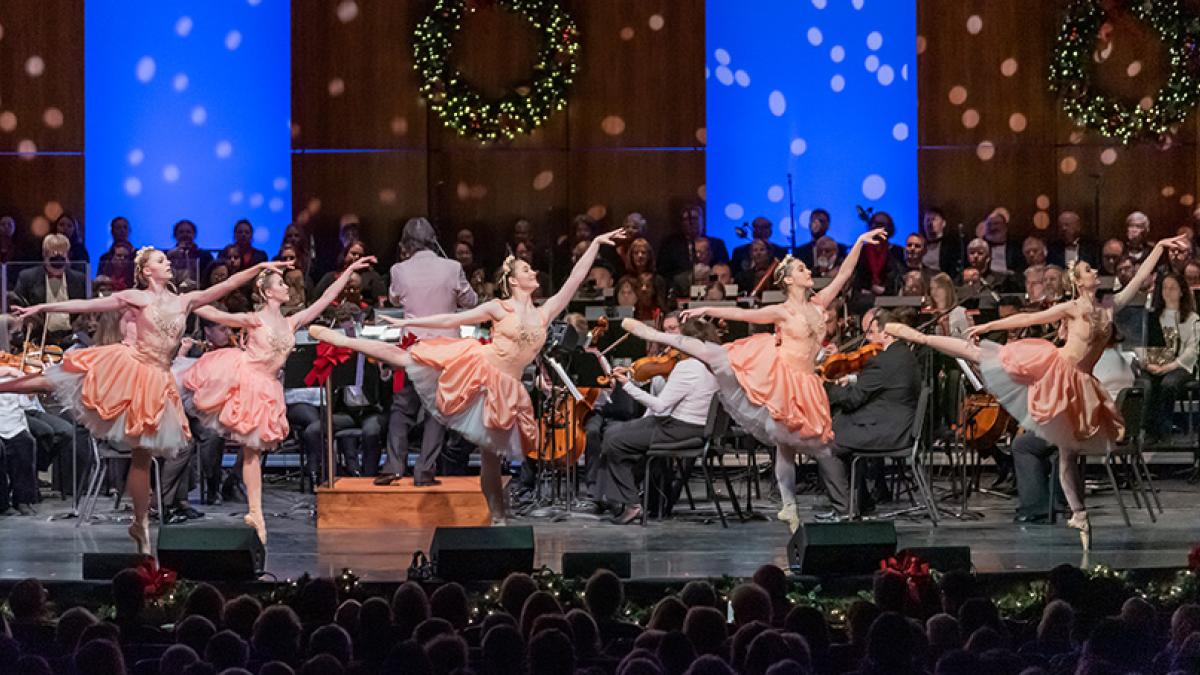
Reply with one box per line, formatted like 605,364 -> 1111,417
1048,385 -> 1158,525
847,386 -> 938,524
640,396 -> 738,528
77,437 -> 164,527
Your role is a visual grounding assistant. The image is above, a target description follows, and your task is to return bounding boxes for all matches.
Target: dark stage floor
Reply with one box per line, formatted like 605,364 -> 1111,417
3,474 -> 1198,582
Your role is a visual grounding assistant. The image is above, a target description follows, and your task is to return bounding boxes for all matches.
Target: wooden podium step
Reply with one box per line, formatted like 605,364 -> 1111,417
316,476 -> 498,529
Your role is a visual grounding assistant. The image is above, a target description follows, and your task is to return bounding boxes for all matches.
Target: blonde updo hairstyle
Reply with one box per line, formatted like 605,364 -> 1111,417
497,255 -> 518,299
133,246 -> 158,289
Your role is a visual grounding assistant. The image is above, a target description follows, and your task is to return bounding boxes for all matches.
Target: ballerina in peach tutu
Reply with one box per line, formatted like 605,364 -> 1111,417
885,233 -> 1190,549
621,228 -> 888,532
4,248 -> 289,553
309,230 -> 623,523
181,255 -> 378,543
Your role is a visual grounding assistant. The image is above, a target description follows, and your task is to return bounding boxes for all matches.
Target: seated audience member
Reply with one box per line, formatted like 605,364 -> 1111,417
711,262 -> 734,287
585,264 -> 616,294
97,241 -> 135,291
658,204 -> 728,280
1143,273 -> 1199,439
55,213 -> 90,265
593,318 -> 720,524
982,208 -> 1024,276
733,217 -> 786,274
1185,260 -> 1200,288
1043,264 -> 1066,301
615,276 -> 640,313
625,238 -> 668,309
852,212 -> 905,296
166,219 -> 213,290
671,236 -> 716,297
96,216 -> 133,276
736,239 -> 778,293
282,222 -> 315,278
1048,210 -> 1098,268
315,240 -> 386,307
903,234 -> 930,280
14,234 -> 88,347
920,206 -> 960,275
1100,238 -> 1125,275
958,237 -> 1017,292
1022,236 -> 1048,269
811,236 -> 842,278
816,308 -> 920,518
1124,210 -> 1153,262
228,218 -> 268,270
795,208 -> 847,268
900,270 -> 927,297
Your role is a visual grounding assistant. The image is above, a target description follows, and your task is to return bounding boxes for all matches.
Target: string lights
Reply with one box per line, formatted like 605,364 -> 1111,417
1049,0 -> 1200,144
413,0 -> 581,144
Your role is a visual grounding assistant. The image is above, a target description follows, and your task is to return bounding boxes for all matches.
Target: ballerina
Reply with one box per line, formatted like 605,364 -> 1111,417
621,228 -> 888,532
885,233 -> 1191,549
308,230 -> 623,523
4,248 -> 290,553
180,255 -> 378,543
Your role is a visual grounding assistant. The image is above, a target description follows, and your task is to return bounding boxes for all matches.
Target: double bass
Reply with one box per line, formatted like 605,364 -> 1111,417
531,319 -> 608,464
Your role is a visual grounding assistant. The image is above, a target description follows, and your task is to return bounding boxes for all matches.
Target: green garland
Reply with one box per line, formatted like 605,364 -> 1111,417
1049,0 -> 1200,144
413,0 -> 580,144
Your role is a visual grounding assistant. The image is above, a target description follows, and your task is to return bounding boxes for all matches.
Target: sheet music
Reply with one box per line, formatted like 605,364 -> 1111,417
956,357 -> 984,391
545,356 -> 584,402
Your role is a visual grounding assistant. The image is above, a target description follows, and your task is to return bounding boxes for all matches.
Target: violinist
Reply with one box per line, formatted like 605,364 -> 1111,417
816,307 -> 921,519
591,318 -> 719,525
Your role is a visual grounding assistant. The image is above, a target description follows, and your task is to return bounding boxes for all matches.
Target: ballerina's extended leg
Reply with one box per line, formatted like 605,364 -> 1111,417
242,447 -> 267,544
308,325 -> 413,369
884,323 -> 982,363
480,450 -> 508,525
620,318 -> 726,364
0,374 -> 52,395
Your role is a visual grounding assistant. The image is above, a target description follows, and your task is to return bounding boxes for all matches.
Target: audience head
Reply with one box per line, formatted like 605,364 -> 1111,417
783,605 -> 829,655
392,581 -> 431,638
922,207 -> 947,241
584,569 -> 625,620
1154,271 -> 1197,317
333,599 -> 360,636
233,219 -> 253,247
74,638 -> 125,675
966,238 -> 991,272
173,219 -> 197,246
873,569 -> 909,614
1022,235 -> 1047,267
482,623 -> 525,675
204,630 -> 249,671
870,211 -> 896,239
1101,238 -> 1125,273
929,272 -> 958,310
159,644 -> 200,675
648,596 -> 688,632
181,582 -> 225,626
1058,210 -> 1082,243
1125,211 -> 1150,246
730,583 -> 772,628
679,204 -> 705,238
927,613 -> 963,652
809,208 -> 831,239
414,617 -> 454,646
901,270 -> 928,297
309,624 -> 353,665
111,568 -> 146,620
528,628 -> 575,675
866,612 -> 916,669
693,237 -> 714,267
8,578 -> 47,623
846,600 -> 882,646
56,607 -> 98,652
683,606 -> 728,656
297,577 -> 339,626
175,614 -> 217,655
252,605 -> 303,664
109,216 -> 130,243
338,214 -> 360,248
1170,603 -> 1200,647
520,591 -> 563,639
958,597 -> 1002,636
984,208 -> 1009,244
429,582 -> 470,631
711,262 -> 733,285
499,573 -> 538,619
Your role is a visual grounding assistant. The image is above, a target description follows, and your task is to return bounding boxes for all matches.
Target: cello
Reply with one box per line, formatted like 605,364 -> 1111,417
531,318 -> 607,464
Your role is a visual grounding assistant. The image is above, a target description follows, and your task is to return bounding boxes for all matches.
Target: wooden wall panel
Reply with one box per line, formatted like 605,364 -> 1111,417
292,0 -> 704,260
918,0 -> 1200,242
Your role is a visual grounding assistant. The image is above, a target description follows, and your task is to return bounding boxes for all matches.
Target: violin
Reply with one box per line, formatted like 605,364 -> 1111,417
817,342 -> 882,381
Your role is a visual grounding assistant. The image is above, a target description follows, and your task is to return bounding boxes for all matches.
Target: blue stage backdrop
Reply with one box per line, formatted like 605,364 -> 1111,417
706,0 -> 916,251
85,0 -> 290,266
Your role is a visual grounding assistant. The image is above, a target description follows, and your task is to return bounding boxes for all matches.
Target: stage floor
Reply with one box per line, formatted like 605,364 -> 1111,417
3,476 -> 1198,582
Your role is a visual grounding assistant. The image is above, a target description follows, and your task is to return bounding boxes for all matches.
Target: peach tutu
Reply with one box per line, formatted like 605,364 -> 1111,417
407,337 -> 537,460
44,343 -> 191,457
180,348 -> 289,449
712,333 -> 834,454
978,339 -> 1124,454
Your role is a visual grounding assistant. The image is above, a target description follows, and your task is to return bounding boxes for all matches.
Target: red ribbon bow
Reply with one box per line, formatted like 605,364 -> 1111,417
134,559 -> 177,599
305,342 -> 353,386
1188,544 -> 1200,571
391,333 -> 421,392
880,553 -> 933,605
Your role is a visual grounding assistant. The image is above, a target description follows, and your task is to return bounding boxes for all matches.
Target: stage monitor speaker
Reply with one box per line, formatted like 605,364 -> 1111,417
156,527 -> 265,581
82,553 -> 153,580
897,546 -> 972,573
788,521 -> 897,576
431,526 -> 534,581
562,551 -> 632,579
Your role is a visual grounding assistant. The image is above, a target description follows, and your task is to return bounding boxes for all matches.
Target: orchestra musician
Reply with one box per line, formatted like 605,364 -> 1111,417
591,318 -> 720,524
620,228 -> 888,533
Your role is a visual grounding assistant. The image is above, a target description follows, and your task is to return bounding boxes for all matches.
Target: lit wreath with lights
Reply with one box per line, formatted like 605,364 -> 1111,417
413,0 -> 580,143
1050,0 -> 1200,144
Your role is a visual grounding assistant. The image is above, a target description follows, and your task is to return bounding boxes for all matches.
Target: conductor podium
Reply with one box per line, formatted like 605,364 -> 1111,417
317,476 -> 507,529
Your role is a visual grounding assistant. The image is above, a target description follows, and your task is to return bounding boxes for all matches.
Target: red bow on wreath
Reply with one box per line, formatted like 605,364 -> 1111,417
1187,543 -> 1200,571
880,553 -> 933,605
134,558 -> 177,599
305,342 -> 353,387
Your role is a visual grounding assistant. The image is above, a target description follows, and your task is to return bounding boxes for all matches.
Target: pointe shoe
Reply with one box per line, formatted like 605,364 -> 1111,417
244,511 -> 267,544
128,520 -> 151,556
777,504 -> 802,534
1067,512 -> 1091,550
